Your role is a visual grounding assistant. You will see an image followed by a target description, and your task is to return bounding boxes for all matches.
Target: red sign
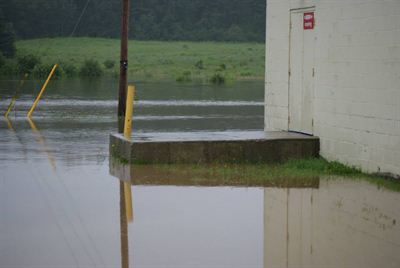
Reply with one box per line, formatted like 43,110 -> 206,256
303,12 -> 314,30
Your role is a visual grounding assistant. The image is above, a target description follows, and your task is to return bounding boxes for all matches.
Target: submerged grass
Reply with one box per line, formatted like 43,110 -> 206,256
112,157 -> 400,191
11,37 -> 265,82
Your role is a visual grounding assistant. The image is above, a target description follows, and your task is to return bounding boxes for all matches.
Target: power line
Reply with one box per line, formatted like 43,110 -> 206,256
70,0 -> 91,37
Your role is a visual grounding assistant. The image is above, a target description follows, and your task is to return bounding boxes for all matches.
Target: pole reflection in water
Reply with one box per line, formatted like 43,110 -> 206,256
120,181 -> 130,268
5,117 -> 28,161
6,116 -> 15,131
124,181 -> 133,222
27,118 -> 57,171
117,162 -> 134,268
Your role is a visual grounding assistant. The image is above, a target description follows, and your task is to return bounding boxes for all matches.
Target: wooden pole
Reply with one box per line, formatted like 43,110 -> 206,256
118,0 -> 130,133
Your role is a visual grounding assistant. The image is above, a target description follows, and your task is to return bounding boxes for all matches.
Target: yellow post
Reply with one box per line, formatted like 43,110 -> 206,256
123,85 -> 135,222
123,85 -> 135,139
5,73 -> 29,118
27,64 -> 58,118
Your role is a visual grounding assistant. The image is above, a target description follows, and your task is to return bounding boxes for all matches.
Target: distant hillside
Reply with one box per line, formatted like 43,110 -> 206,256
1,0 -> 266,42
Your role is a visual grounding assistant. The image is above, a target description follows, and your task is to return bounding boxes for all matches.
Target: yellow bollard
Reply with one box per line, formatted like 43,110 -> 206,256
122,85 -> 135,222
123,85 -> 135,139
5,73 -> 29,118
27,64 -> 58,118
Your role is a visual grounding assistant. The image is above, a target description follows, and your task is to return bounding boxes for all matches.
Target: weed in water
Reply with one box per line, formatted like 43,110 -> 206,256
282,158 -> 364,177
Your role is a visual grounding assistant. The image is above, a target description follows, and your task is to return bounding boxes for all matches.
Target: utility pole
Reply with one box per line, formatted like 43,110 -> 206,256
118,0 -> 130,133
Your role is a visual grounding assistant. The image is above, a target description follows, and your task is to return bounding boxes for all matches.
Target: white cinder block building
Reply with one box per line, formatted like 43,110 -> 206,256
265,0 -> 400,176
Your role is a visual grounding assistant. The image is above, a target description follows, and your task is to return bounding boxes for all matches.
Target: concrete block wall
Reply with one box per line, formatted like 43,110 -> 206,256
265,0 -> 400,176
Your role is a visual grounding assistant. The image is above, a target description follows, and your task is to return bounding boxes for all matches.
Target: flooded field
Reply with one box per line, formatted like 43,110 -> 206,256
1,78 -> 400,267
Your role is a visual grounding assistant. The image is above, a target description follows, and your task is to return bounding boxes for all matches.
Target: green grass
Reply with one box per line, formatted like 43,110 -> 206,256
14,37 -> 265,82
111,157 -> 400,192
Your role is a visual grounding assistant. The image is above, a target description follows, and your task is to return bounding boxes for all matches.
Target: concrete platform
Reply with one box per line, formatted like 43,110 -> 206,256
110,131 -> 319,164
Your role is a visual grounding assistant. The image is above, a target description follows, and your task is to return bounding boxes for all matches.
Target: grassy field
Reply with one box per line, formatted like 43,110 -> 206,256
14,37 -> 265,82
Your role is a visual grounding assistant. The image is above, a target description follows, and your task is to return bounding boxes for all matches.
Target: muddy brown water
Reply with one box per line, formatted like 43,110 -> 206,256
1,78 -> 399,267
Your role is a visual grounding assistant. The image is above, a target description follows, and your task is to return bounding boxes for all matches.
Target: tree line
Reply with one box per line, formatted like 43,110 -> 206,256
0,0 -> 266,44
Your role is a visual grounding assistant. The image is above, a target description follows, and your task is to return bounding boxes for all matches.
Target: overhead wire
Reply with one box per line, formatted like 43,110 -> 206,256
27,122 -> 105,267
70,0 -> 92,37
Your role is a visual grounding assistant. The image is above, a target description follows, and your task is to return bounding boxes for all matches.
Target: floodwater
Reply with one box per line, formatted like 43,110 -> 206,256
1,78 -> 400,268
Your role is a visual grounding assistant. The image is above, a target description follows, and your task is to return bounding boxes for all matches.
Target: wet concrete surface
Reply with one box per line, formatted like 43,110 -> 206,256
131,130 -> 317,142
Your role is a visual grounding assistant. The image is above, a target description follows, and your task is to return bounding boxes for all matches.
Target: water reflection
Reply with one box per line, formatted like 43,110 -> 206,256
110,159 -> 400,268
1,78 -> 400,267
264,182 -> 400,268
27,118 -> 57,171
4,116 -> 28,159
5,116 -> 15,131
120,181 -> 131,268
109,159 -> 320,188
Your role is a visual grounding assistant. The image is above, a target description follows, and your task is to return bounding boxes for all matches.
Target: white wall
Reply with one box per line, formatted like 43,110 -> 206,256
265,0 -> 400,176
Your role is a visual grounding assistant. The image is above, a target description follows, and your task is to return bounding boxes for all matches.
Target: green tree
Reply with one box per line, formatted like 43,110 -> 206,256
0,9 -> 16,57
3,0 -> 266,43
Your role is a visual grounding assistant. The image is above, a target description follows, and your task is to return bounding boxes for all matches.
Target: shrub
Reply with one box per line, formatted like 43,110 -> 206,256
216,63 -> 227,72
176,70 -> 191,82
79,59 -> 103,77
239,60 -> 248,67
32,63 -> 62,78
210,72 -> 225,84
60,62 -> 77,77
18,54 -> 41,74
159,59 -> 173,65
194,60 -> 204,69
0,59 -> 19,75
240,71 -> 252,77
103,59 -> 115,69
